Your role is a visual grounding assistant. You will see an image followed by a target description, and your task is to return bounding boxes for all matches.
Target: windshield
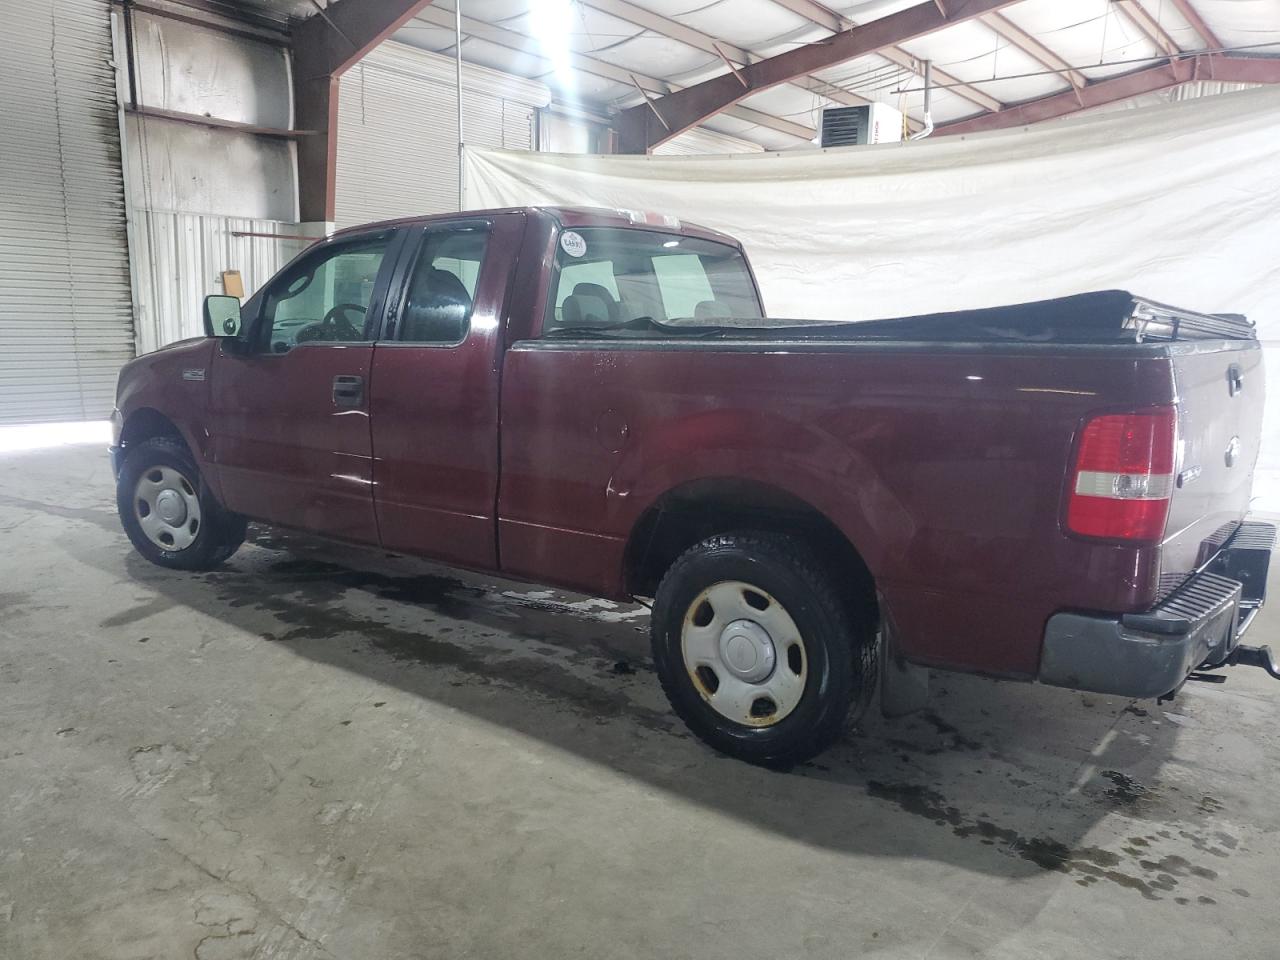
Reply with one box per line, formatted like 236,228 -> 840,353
543,227 -> 764,337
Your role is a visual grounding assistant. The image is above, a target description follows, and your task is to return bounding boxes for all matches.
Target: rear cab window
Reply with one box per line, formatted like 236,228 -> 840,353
543,227 -> 764,337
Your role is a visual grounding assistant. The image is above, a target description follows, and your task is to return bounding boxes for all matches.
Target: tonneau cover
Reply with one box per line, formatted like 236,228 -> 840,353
764,291 -> 1256,345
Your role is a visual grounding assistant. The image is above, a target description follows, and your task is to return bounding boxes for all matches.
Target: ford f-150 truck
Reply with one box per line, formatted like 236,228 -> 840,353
110,206 -> 1277,765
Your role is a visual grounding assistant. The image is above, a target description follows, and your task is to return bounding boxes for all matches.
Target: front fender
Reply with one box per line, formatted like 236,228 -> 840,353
114,339 -> 219,494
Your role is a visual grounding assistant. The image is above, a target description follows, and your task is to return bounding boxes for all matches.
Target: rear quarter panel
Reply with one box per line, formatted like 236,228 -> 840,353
498,341 -> 1180,677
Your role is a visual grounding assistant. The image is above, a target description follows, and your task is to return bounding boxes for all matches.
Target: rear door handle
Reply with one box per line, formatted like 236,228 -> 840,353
333,374 -> 365,407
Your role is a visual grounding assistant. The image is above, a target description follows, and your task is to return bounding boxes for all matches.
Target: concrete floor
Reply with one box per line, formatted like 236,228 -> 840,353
2,440 -> 1278,960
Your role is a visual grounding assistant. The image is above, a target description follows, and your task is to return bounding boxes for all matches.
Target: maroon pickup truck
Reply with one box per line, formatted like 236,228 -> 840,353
110,206 -> 1276,764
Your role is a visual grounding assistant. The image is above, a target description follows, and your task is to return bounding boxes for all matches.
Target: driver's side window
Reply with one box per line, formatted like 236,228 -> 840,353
259,234 -> 392,354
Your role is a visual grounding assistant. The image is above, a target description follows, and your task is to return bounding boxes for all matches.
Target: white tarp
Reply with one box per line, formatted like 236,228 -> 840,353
463,87 -> 1280,501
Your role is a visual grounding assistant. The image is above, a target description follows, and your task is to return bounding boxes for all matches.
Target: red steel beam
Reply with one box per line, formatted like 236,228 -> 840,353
614,0 -> 1022,153
935,55 -> 1280,136
292,0 -> 438,222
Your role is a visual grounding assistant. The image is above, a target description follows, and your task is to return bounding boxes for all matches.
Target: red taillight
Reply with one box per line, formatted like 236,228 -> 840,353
1066,409 -> 1177,542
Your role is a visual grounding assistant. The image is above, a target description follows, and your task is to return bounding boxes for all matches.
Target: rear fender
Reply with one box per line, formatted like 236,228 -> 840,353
606,406 -> 909,577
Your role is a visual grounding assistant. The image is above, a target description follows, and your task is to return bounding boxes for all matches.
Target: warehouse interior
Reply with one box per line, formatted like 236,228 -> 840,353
2,1 -> 1280,957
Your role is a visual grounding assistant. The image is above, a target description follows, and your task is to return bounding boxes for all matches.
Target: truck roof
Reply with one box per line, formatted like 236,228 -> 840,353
330,205 -> 741,248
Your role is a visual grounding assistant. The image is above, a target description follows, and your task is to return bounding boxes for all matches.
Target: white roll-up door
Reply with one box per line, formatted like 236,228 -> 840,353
335,42 -> 550,228
0,0 -> 135,423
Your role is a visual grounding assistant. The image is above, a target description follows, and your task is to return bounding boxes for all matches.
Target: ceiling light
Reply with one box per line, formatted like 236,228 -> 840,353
530,0 -> 577,91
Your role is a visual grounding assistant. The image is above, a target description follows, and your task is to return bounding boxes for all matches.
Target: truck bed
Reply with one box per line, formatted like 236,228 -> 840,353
501,324 -> 1264,678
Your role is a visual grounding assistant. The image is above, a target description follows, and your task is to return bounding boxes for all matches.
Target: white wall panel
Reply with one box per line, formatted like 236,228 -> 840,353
335,42 -> 549,227
129,212 -> 312,356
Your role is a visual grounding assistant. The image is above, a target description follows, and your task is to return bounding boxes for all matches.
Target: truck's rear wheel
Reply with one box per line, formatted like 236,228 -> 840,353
651,532 -> 875,766
116,436 -> 246,571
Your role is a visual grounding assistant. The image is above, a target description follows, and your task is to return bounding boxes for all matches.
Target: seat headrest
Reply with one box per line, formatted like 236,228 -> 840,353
423,267 -> 470,306
561,282 -> 619,328
694,299 -> 732,322
572,282 -> 617,306
400,267 -> 472,342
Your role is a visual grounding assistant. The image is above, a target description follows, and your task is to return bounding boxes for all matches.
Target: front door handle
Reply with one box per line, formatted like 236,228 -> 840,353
333,374 -> 365,408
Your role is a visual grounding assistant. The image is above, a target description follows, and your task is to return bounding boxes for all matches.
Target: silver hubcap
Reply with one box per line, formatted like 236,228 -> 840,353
720,620 -> 776,682
134,466 -> 202,551
681,581 -> 808,727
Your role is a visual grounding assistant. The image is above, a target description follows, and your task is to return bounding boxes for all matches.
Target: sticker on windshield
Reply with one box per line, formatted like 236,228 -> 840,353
559,231 -> 587,258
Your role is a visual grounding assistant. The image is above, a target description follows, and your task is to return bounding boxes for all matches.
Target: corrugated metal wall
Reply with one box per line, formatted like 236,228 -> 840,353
335,43 -> 550,227
130,213 -> 312,355
0,0 -> 135,423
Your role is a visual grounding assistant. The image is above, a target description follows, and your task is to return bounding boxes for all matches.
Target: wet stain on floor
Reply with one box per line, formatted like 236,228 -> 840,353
178,545 -> 675,736
865,778 -> 1231,902
1101,770 -> 1149,806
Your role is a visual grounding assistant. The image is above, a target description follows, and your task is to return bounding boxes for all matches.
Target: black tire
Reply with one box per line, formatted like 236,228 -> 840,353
116,436 -> 246,571
651,532 -> 876,766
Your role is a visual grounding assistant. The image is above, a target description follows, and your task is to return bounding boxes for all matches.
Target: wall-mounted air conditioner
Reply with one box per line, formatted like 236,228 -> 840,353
819,103 -> 903,147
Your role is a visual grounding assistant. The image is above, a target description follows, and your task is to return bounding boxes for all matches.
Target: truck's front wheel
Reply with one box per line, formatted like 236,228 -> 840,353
651,532 -> 875,766
116,436 -> 246,571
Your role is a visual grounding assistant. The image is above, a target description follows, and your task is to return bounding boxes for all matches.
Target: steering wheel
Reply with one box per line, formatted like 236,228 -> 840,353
320,302 -> 367,340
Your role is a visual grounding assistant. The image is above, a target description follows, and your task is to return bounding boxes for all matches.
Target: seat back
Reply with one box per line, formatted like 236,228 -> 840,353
401,267 -> 472,342
561,282 -> 620,328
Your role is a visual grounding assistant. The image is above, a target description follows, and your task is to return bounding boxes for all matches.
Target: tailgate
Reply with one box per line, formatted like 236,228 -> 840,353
1160,342 -> 1266,597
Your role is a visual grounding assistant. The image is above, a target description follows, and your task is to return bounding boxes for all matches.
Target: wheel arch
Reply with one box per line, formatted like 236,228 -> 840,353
622,476 -> 876,614
119,407 -> 186,449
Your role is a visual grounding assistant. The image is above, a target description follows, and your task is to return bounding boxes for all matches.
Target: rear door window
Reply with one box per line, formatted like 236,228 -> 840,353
396,226 -> 490,344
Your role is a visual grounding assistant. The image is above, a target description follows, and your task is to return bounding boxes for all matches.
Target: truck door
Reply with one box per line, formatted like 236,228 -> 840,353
208,229 -> 403,543
368,213 -> 524,568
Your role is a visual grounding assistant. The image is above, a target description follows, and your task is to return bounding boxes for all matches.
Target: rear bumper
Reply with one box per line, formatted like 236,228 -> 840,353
1040,520 -> 1275,699
108,445 -> 124,477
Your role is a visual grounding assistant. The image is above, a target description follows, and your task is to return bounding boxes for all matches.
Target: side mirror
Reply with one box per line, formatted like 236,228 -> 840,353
203,294 -> 244,338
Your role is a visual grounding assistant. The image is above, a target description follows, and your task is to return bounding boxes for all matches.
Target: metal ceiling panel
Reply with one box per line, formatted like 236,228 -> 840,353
830,0 -> 928,22
701,113 -> 808,149
897,18 -> 1071,104
459,36 -> 556,78
751,22 -> 843,60
735,83 -> 829,121
440,0 -> 530,20
396,20 -> 471,53
1193,0 -> 1280,50
595,35 -> 720,77
673,1 -> 812,49
1120,0 -> 1199,51
1002,0 -> 1164,82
